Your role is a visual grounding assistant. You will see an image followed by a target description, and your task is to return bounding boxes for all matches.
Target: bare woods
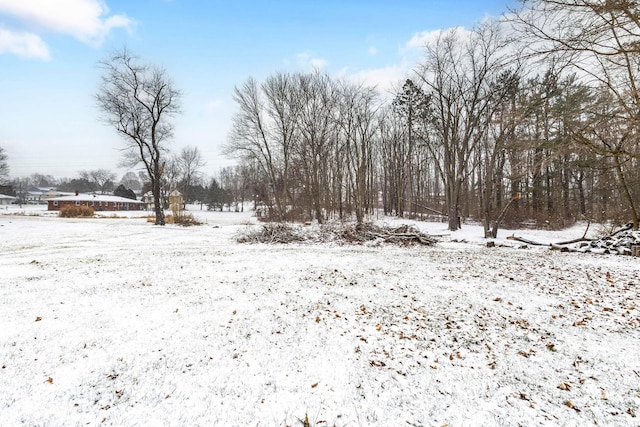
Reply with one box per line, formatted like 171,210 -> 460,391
225,2 -> 640,234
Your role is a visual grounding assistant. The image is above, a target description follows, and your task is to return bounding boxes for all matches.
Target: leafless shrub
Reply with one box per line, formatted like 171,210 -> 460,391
165,212 -> 202,227
59,205 -> 94,218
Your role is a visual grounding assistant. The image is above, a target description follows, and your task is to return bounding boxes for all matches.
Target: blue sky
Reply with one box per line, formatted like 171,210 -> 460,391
0,0 -> 517,181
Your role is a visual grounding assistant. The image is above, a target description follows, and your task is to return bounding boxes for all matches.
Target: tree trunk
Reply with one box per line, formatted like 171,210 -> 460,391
490,193 -> 520,238
152,176 -> 165,225
614,154 -> 639,230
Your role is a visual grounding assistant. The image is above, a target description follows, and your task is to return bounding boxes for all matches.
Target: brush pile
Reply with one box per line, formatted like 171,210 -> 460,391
236,223 -> 306,244
236,222 -> 437,246
340,223 -> 437,246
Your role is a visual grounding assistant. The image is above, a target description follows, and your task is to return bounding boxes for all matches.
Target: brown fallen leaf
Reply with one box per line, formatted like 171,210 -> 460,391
559,382 -> 571,391
375,324 -> 382,331
45,377 -> 53,384
35,317 -> 42,322
311,382 -> 318,388
565,400 -> 581,412
573,318 -> 587,326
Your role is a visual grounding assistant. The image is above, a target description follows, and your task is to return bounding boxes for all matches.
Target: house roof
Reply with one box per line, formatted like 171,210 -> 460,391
48,194 -> 143,204
0,194 -> 16,200
43,191 -> 75,198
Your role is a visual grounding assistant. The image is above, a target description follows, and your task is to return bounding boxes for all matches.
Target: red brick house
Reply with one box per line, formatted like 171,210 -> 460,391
47,194 -> 145,211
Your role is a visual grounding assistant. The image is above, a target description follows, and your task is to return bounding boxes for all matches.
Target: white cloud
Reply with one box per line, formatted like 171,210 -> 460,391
309,57 -> 327,69
0,28 -> 49,60
368,46 -> 377,56
404,26 -> 472,51
0,0 -> 133,49
342,27 -> 471,95
296,52 -> 328,70
348,65 -> 407,94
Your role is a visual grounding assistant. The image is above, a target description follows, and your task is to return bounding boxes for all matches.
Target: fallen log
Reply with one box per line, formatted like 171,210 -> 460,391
554,237 -> 594,245
554,221 -> 593,246
507,235 -> 549,246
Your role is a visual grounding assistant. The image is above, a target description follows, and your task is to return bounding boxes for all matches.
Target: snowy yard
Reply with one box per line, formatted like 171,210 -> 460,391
1,207 -> 639,426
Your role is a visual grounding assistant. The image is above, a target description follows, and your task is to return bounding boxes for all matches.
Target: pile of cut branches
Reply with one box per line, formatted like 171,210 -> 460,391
236,223 -> 306,244
236,222 -> 437,246
340,223 -> 437,246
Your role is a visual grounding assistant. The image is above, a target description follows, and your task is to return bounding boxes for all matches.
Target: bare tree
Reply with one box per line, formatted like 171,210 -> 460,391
478,69 -> 524,238
293,71 -> 338,223
79,169 -> 116,194
119,171 -> 142,193
177,145 -> 206,202
29,173 -> 57,187
95,48 -> 181,225
0,147 -> 8,183
512,0 -> 640,228
336,80 -> 380,224
161,156 -> 181,207
415,23 -> 510,231
10,177 -> 29,204
225,74 -> 299,220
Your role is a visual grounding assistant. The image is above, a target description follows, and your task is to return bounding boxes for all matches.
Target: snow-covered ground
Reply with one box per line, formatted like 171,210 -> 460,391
1,205 -> 639,426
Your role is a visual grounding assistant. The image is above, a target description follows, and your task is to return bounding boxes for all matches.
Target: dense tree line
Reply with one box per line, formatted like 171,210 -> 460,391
224,2 -> 640,232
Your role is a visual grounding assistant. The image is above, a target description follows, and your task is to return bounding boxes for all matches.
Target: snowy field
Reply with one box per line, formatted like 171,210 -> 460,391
1,205 -> 639,426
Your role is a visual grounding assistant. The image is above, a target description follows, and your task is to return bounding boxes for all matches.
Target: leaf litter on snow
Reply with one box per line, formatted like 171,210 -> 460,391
0,210 -> 639,426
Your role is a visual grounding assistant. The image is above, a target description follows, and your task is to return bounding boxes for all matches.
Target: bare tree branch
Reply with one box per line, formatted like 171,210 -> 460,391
95,48 -> 181,225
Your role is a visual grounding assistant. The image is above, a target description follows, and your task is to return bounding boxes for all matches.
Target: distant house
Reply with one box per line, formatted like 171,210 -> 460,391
24,187 -> 61,205
47,193 -> 145,211
0,194 -> 16,206
142,192 -> 155,211
142,191 -> 173,211
42,190 -> 74,200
